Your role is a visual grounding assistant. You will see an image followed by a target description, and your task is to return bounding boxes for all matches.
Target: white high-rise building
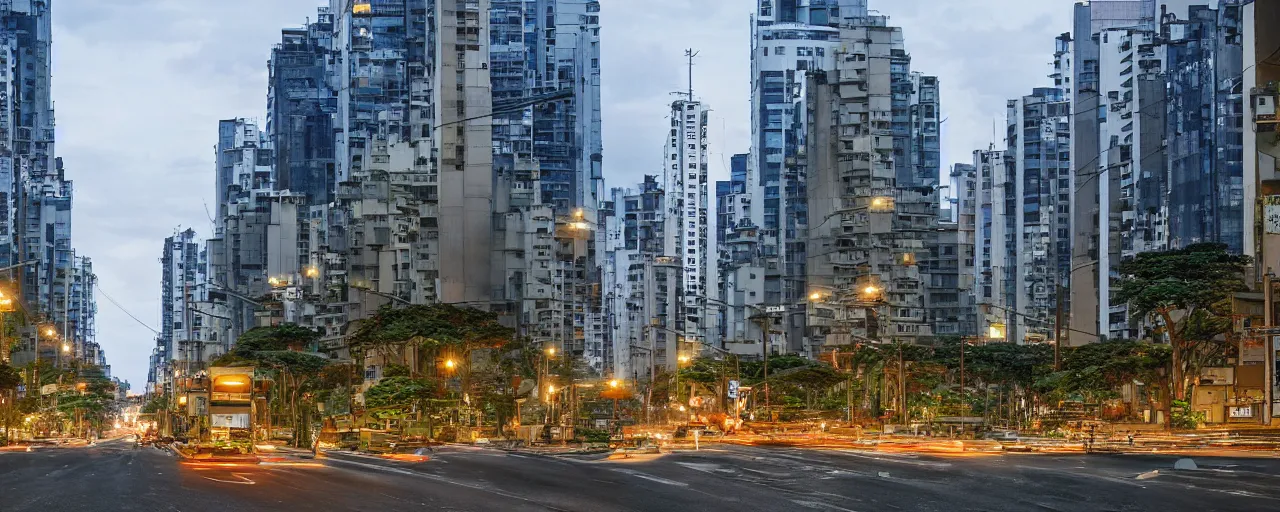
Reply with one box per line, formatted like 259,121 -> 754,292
665,100 -> 712,348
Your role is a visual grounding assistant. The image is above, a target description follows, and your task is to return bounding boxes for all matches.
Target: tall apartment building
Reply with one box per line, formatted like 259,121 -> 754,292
1068,0 -> 1149,344
744,0 -> 866,355
489,0 -> 604,215
1162,2 -> 1244,252
69,254 -> 99,364
153,229 -> 200,395
664,100 -> 712,348
0,2 -> 100,371
1002,88 -> 1073,343
715,154 -> 768,355
206,119 -> 283,343
972,149 -> 1015,340
806,18 -> 935,348
930,164 -> 979,338
267,8 -> 336,205
602,177 -> 685,381
489,1 -> 606,363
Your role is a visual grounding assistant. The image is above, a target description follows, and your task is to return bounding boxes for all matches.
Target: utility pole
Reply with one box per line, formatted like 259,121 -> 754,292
61,250 -> 71,370
755,314 -> 771,415
897,344 -> 906,424
1265,272 -> 1275,427
959,338 -> 966,413
1054,285 -> 1064,371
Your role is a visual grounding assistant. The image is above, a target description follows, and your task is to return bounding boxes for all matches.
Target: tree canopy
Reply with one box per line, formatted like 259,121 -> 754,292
0,362 -> 20,391
347,304 -> 514,352
1116,243 -> 1250,317
1116,243 -> 1248,400
362,376 -> 438,410
231,324 -> 323,354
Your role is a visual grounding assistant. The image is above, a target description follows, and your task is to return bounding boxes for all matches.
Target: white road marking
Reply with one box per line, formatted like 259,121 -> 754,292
830,450 -> 952,468
202,473 -> 256,485
675,462 -> 737,475
610,468 -> 689,487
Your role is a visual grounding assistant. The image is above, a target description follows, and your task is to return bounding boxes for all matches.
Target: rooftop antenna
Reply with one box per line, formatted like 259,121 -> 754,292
686,48 -> 699,101
671,49 -> 700,101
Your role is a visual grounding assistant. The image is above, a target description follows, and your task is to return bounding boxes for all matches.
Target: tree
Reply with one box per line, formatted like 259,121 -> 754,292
56,366 -> 117,438
0,363 -> 21,445
228,324 -> 322,354
1035,340 -> 1172,425
213,324 -> 330,446
1116,243 -> 1248,402
346,304 -> 515,439
348,304 -> 513,355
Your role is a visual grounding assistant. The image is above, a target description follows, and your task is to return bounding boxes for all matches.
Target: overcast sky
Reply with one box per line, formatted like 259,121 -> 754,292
51,0 -> 1071,389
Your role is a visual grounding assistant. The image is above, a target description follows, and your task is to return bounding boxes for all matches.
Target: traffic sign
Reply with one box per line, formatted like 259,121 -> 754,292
727,380 -> 739,399
765,306 -> 786,313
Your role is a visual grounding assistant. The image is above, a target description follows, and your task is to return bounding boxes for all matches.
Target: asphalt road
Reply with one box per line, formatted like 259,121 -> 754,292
1,438 -> 1278,511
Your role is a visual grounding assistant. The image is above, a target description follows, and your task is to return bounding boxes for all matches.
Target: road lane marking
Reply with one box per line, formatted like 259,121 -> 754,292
609,468 -> 689,487
830,450 -> 952,468
201,473 -> 256,485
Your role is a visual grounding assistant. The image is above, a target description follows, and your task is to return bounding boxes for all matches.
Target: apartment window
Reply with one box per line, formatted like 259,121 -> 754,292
816,47 -> 824,57
775,46 -> 785,56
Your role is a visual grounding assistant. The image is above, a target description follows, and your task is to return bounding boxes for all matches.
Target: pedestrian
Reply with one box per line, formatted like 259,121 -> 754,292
1127,433 -> 1135,447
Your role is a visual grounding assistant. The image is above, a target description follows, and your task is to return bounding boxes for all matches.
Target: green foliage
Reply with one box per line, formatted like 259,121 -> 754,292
1116,243 -> 1246,403
348,304 -> 514,352
382,364 -> 410,378
678,357 -> 731,385
577,428 -> 611,444
0,362 -> 20,390
1034,340 -> 1170,402
141,393 -> 169,413
1170,399 -> 1205,429
363,376 -> 438,409
213,324 -> 331,376
232,324 -> 322,354
255,351 -> 331,376
1116,243 -> 1249,319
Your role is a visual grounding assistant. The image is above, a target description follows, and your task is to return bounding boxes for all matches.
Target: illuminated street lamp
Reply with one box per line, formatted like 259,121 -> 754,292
444,359 -> 456,370
304,266 -> 320,279
609,379 -> 620,389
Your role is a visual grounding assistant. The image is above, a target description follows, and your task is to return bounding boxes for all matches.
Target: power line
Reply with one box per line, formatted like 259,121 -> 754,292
93,282 -> 160,335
